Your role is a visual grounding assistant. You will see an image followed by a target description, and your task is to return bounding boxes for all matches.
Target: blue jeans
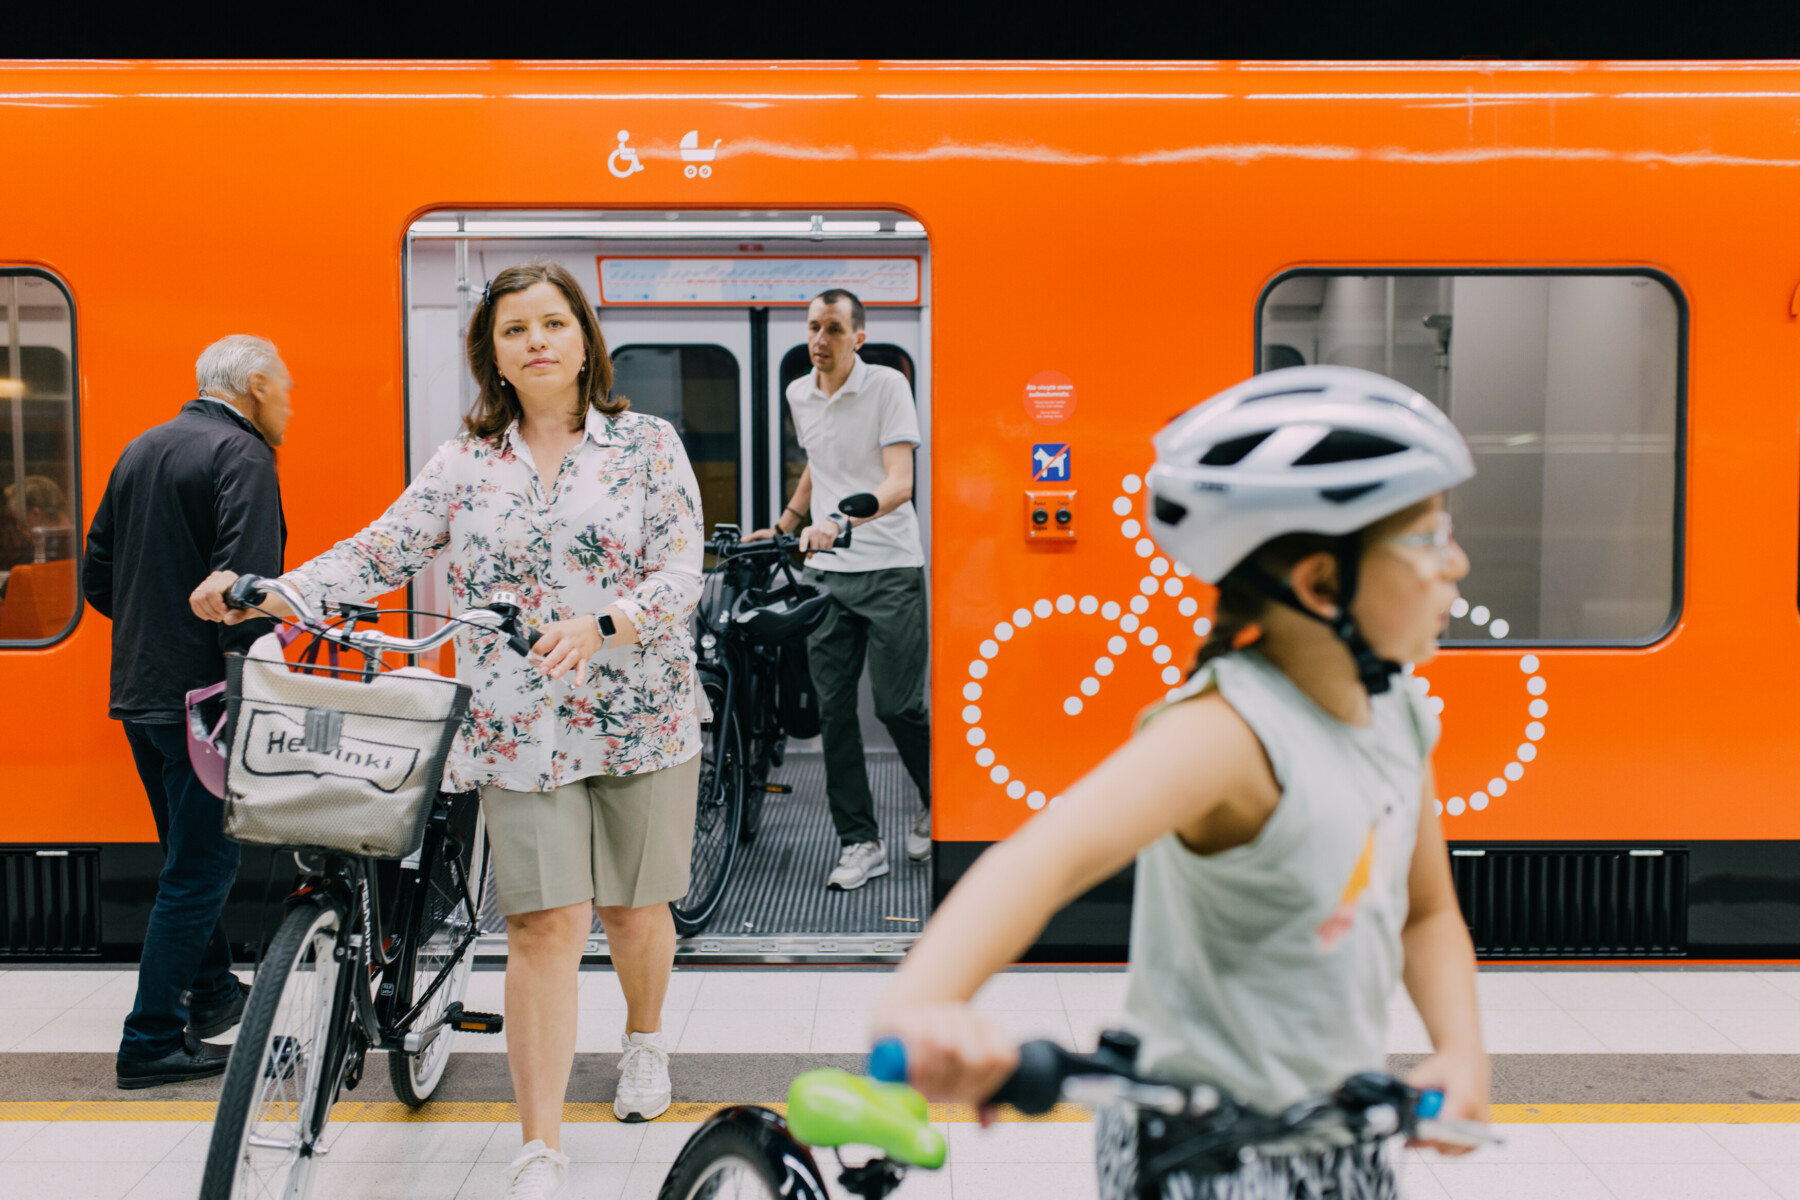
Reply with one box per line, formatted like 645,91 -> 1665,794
119,720 -> 244,1063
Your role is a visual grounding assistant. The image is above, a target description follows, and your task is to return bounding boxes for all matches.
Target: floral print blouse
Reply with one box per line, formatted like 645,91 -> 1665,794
283,408 -> 704,792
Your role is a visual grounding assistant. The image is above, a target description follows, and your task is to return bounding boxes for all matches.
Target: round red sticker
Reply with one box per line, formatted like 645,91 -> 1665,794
1023,370 -> 1076,425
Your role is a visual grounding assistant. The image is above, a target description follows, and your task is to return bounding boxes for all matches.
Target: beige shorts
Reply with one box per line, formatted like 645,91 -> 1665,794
479,755 -> 700,916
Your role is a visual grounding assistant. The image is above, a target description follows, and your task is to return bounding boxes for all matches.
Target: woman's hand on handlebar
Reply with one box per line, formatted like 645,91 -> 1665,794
530,607 -> 638,681
1405,1050 -> 1490,1156
869,1003 -> 1019,1120
191,570 -> 293,624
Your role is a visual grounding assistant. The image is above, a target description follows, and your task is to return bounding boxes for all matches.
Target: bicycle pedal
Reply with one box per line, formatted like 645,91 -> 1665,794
764,784 -> 792,794
452,1010 -> 504,1034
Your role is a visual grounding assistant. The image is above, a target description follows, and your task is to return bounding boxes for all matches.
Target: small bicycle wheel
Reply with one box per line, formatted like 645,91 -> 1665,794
388,794 -> 488,1105
671,673 -> 743,937
659,1113 -> 821,1200
200,898 -> 346,1200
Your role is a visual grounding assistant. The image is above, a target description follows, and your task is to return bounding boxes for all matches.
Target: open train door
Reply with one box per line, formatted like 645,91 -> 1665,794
404,211 -> 932,963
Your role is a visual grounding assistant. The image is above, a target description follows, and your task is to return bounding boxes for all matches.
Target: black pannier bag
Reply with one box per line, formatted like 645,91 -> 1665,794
728,575 -> 834,740
775,637 -> 822,739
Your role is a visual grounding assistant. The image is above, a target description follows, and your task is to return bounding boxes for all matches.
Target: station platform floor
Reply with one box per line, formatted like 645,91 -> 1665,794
2,964 -> 1798,1199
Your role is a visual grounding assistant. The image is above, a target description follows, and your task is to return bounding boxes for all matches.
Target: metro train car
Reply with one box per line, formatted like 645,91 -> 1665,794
3,59 -> 1798,965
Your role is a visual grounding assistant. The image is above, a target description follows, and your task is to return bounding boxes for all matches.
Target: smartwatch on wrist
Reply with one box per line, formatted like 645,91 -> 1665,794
596,612 -> 617,641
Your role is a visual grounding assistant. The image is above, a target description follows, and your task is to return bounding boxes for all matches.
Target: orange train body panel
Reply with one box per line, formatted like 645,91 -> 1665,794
0,59 -> 1797,867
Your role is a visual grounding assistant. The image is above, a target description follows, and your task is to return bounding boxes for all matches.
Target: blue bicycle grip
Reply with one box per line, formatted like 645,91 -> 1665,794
869,1038 -> 908,1083
1416,1089 -> 1445,1119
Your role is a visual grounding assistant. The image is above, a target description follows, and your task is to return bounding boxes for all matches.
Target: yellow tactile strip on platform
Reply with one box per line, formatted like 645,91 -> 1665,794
3,1101 -> 1799,1124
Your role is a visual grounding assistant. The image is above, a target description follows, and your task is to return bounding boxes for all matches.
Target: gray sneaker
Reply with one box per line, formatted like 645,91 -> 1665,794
828,841 -> 890,890
905,809 -> 932,861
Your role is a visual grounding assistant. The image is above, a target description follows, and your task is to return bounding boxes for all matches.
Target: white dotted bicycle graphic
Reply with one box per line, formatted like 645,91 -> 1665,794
965,474 -> 1546,817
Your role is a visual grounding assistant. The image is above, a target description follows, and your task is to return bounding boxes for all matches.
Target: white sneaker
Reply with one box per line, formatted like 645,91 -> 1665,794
828,840 -> 890,891
614,1030 -> 672,1122
905,808 -> 932,862
503,1140 -> 569,1200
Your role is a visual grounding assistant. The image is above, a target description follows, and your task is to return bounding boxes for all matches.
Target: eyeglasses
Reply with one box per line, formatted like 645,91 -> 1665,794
1381,511 -> 1458,562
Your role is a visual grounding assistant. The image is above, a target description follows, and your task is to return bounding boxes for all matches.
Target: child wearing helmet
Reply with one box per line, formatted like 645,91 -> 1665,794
874,366 -> 1489,1197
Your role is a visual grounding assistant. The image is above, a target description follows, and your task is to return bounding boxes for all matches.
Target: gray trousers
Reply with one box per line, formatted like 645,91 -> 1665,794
803,566 -> 930,845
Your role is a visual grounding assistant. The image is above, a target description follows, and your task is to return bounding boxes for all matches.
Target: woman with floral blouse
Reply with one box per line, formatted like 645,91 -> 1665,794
193,261 -> 703,1200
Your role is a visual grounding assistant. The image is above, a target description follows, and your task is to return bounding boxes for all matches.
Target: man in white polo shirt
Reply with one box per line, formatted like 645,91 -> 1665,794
747,289 -> 929,890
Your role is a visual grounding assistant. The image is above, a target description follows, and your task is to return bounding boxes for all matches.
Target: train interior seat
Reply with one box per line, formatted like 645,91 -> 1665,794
0,558 -> 75,640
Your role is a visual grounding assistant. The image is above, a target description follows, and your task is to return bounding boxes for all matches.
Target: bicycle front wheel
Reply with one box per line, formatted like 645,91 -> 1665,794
670,672 -> 743,937
658,1109 -> 827,1200
201,897 -> 346,1200
388,793 -> 488,1105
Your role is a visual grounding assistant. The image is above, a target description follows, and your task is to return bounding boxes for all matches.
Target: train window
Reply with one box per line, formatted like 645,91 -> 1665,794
778,343 -> 916,504
1258,271 -> 1682,645
0,269 -> 79,646
610,344 -> 741,536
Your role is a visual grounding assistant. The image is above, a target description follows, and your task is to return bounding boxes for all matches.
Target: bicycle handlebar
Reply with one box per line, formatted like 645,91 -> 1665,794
225,574 -> 537,658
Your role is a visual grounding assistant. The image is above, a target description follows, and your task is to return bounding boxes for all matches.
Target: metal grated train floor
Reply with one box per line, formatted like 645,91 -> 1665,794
478,750 -> 931,951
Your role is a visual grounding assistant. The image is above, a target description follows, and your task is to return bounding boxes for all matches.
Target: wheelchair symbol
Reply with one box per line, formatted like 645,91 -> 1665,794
680,130 -> 720,179
608,130 -> 645,179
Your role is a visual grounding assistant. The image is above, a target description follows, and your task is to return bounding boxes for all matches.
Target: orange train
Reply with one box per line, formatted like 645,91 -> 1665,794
2,58 -> 1797,963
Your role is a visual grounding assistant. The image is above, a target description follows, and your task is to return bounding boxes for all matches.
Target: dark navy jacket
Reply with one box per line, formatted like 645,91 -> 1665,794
83,400 -> 287,722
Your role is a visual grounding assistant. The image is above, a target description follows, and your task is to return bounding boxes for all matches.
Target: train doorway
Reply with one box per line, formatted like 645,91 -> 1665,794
404,211 -> 932,962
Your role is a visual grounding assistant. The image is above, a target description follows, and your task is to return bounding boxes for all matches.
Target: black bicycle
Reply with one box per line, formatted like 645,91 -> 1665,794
670,494 -> 878,936
194,574 -> 540,1200
658,1034 -> 1498,1200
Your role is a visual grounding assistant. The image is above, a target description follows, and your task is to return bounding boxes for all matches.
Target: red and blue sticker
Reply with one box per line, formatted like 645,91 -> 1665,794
1031,443 -> 1071,482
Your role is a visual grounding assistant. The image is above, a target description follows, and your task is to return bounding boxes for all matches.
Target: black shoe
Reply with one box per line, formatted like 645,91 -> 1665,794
116,1032 -> 231,1090
188,984 -> 250,1040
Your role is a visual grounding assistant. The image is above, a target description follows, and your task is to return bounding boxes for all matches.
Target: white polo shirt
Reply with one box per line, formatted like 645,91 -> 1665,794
786,355 -> 924,573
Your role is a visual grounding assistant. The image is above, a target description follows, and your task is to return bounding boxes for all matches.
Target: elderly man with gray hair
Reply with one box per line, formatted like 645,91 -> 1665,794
83,335 -> 292,1088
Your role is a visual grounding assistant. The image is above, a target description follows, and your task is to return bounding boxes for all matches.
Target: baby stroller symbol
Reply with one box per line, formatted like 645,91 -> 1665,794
681,130 -> 721,178
608,130 -> 645,179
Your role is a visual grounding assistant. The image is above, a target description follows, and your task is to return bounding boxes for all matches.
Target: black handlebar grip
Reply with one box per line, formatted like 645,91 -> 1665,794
987,1039 -> 1068,1115
833,523 -> 853,548
225,575 -> 267,610
506,628 -> 540,658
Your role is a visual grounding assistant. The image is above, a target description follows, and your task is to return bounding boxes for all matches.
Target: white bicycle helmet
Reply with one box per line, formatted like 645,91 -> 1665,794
1146,365 -> 1474,692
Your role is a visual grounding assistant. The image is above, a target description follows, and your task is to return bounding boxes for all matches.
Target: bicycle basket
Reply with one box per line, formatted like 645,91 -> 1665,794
220,633 -> 472,859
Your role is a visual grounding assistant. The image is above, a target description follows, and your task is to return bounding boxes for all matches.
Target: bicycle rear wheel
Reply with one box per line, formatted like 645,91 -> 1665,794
658,1110 -> 827,1200
200,897 -> 345,1200
388,793 -> 488,1105
670,673 -> 743,937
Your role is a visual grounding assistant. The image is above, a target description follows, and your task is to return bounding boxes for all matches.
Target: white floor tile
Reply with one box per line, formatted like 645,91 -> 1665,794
1694,1011 -> 1800,1054
461,970 -> 509,1013
1427,1161 -> 1612,1200
322,1120 -> 497,1163
817,971 -> 899,1011
948,1121 -> 1095,1163
122,1159 -> 205,1200
10,1006 -> 129,1053
1751,1161 -> 1800,1200
1530,972 -> 1682,1012
0,1121 -> 47,1161
677,1008 -> 812,1053
0,1159 -> 155,1200
972,974 -> 1067,1012
1699,1122 -> 1800,1164
1550,1122 -> 1735,1164
951,1161 -> 1099,1200
811,1008 -> 876,1053
576,1008 -> 689,1053
0,1008 -> 67,1051
556,1121 -> 653,1163
1642,972 -> 1800,1012
0,969 -> 116,1009
10,1120 -> 197,1163
161,1122 -> 215,1163
1565,1009 -> 1740,1054
1473,973 -> 1559,1011
1397,1159 -> 1453,1199
972,1010 -> 1076,1045
1586,1161 -> 1781,1199
1054,972 -> 1130,1012
1456,1122 -> 1579,1164
621,1159 -> 673,1200
691,971 -> 821,1012
1755,973 -> 1800,1003
1477,1008 -> 1607,1053
634,1120 -> 704,1163
309,1159 -> 478,1200
73,971 -> 149,1012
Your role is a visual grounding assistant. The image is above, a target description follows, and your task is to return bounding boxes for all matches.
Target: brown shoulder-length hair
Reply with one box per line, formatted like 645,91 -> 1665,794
464,260 -> 628,439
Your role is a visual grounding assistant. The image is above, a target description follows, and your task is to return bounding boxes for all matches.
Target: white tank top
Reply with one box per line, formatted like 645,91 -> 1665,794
1121,649 -> 1437,1111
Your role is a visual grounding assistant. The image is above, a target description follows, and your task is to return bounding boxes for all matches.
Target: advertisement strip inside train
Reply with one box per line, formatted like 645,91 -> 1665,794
3,59 -> 1797,966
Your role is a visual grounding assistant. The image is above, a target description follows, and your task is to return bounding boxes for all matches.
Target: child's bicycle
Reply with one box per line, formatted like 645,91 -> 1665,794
191,574 -> 541,1200
657,1033 -> 1498,1200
